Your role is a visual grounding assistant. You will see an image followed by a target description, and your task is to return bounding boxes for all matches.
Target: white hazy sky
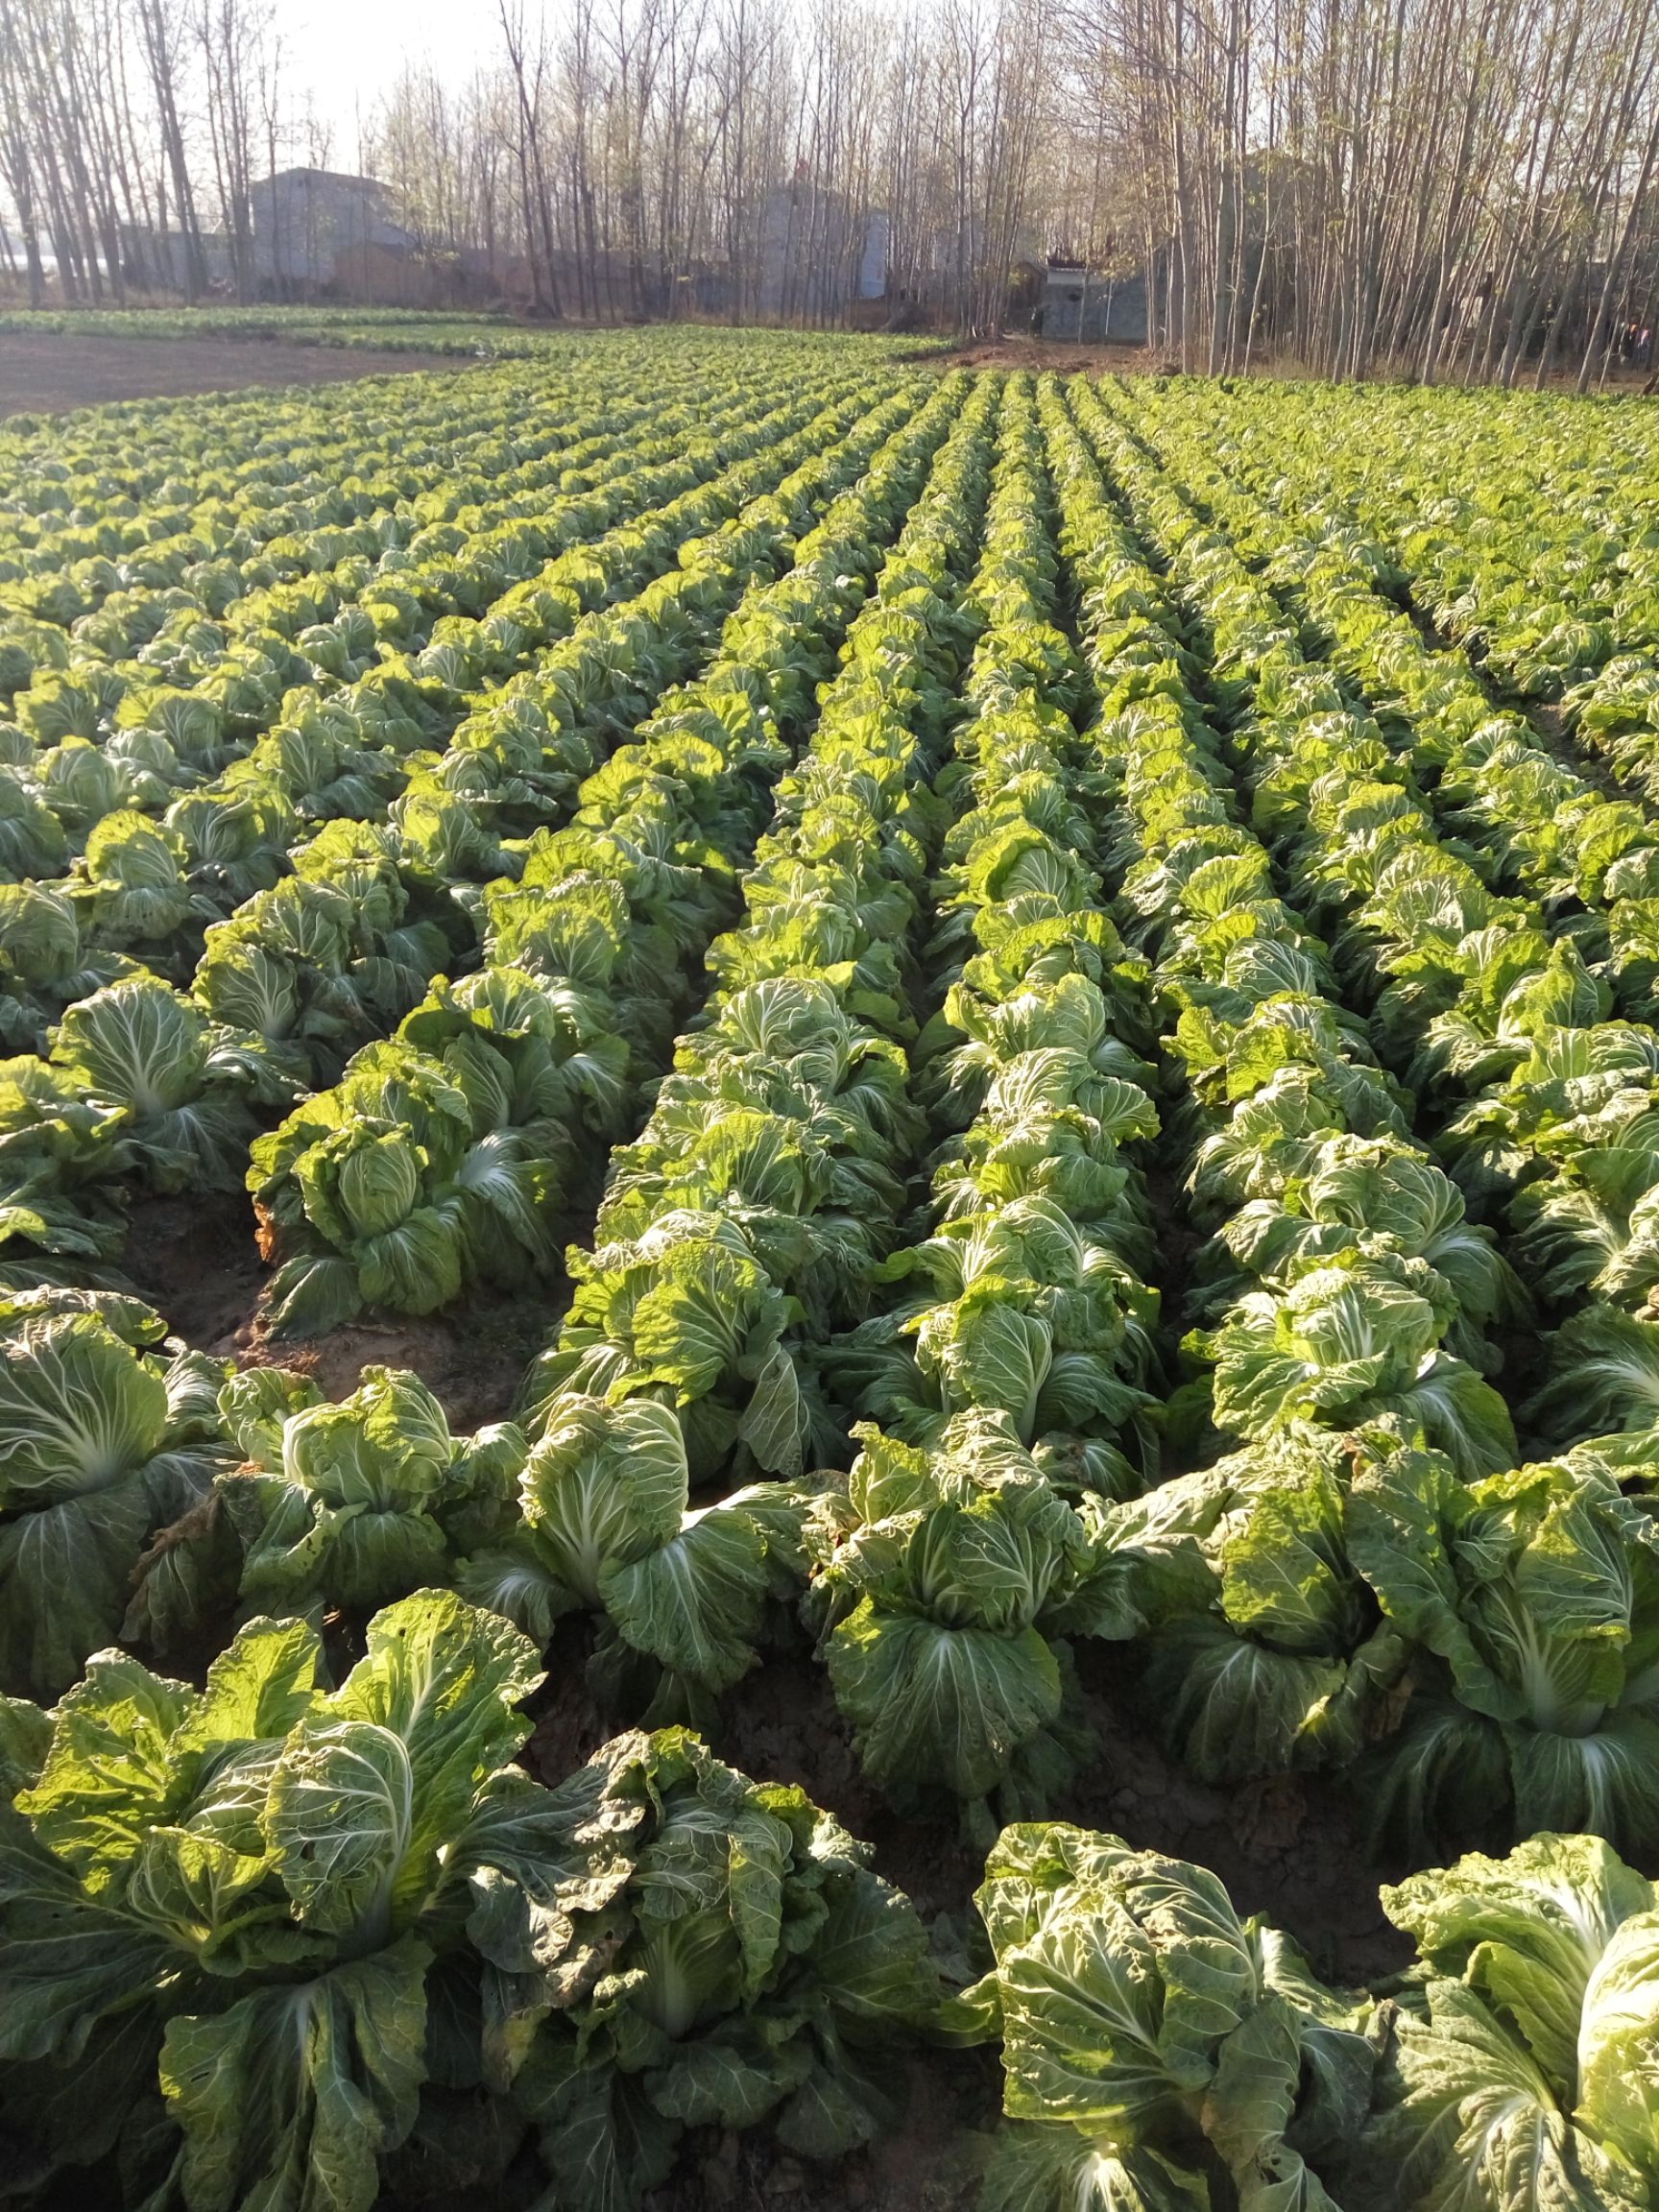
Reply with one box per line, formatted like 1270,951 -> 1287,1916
283,0 -> 493,166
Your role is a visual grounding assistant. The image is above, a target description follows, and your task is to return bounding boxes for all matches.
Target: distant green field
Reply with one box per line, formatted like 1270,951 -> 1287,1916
0,303 -> 944,359
0,305 -> 535,353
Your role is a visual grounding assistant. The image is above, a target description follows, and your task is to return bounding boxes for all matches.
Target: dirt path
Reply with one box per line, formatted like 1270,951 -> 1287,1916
914,332 -> 1659,393
0,330 -> 470,416
915,335 -> 1165,376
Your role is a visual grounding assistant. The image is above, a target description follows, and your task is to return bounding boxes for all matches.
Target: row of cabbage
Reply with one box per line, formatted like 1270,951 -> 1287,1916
0,347 -> 839,892
0,346 -> 1001,2212
1029,374 -> 1659,1854
1083,380 -> 1659,1441
0,358 -> 936,1302
241,370 -> 946,1334
0,335 -> 760,679
0,335 -> 888,906
1,361 -> 1656,2212
12,369 -> 1659,1863
1105,383 -> 1659,929
0,342 -> 980,2207
9,1582 -> 1649,2212
1124,373 -> 1659,780
0,370 -> 976,1699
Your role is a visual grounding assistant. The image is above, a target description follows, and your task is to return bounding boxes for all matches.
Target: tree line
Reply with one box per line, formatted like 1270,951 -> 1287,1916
1,0 -> 1657,386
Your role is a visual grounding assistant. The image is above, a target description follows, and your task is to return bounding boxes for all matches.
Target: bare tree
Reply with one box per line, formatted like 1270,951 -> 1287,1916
3,0 -> 1655,375
132,0 -> 207,296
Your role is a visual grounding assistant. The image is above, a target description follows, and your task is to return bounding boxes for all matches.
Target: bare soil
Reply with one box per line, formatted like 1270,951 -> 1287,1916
115,1185 -> 1413,2210
918,336 -> 1166,378
913,333 -> 1659,396
120,1190 -> 564,1430
0,331 -> 467,417
914,336 -> 1359,379
705,1640 -> 1409,1993
503,1617 -> 1411,2212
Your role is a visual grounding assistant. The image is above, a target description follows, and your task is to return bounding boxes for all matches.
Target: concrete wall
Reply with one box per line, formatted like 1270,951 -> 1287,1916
1041,269 -> 1147,344
251,171 -> 416,293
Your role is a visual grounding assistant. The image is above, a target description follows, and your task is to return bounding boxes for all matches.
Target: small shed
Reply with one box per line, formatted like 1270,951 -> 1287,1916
1041,265 -> 1147,345
251,169 -> 418,296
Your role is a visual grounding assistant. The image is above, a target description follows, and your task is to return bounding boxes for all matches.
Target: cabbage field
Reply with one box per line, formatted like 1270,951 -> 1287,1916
4,326 -> 1659,2212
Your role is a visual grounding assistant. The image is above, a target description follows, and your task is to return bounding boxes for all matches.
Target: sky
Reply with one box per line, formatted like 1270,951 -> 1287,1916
281,0 -> 489,168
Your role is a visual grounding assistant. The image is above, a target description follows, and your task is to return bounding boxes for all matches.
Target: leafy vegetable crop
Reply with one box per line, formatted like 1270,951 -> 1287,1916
1,329 -> 1658,2212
